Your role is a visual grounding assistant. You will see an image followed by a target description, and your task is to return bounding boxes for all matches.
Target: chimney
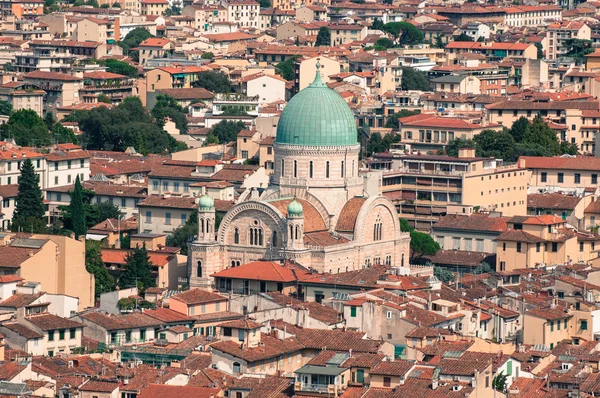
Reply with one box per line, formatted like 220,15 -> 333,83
458,148 -> 476,158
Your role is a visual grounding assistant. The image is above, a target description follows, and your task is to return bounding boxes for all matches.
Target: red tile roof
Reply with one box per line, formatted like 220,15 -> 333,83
170,289 -> 227,305
101,249 -> 174,267
138,384 -> 220,398
520,155 -> 600,171
211,261 -> 308,282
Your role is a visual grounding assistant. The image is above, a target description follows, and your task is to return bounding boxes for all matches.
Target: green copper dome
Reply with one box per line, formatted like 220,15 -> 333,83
276,64 -> 358,147
287,199 -> 303,217
198,194 -> 214,210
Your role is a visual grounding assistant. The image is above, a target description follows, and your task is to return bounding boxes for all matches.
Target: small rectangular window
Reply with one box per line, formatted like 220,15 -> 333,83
350,306 -> 357,317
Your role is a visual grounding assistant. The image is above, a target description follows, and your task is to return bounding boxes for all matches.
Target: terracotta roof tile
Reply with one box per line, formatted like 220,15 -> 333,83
434,213 -> 509,232
336,197 -> 367,233
268,198 -> 326,232
528,193 -> 582,210
80,312 -> 162,330
170,289 -> 227,305
212,261 -> 308,283
211,333 -> 303,362
371,360 -> 415,377
26,314 -> 83,331
138,384 -> 219,398
143,308 -> 192,324
1,323 -> 43,339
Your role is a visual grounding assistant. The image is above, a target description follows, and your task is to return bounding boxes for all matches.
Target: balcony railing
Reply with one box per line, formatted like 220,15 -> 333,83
294,382 -> 333,393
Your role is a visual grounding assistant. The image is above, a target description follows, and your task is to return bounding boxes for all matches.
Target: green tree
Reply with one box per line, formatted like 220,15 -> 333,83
534,42 -> 543,59
566,38 -> 593,64
101,58 -> 138,78
509,116 -> 530,142
208,120 -> 246,144
454,33 -> 474,41
492,371 -> 507,391
1,109 -> 51,147
119,244 -> 156,291
12,159 -> 46,232
410,230 -> 440,261
51,123 -> 79,144
473,129 -> 516,160
473,262 -> 492,274
434,266 -> 455,283
275,56 -> 299,81
166,211 -> 197,255
385,109 -> 421,129
401,67 -> 430,91
76,96 -> 185,154
86,0 -> 98,6
372,19 -> 385,30
0,100 -> 12,116
400,218 -> 413,232
70,175 -> 86,239
201,52 -> 214,60
100,3 -> 109,7
383,22 -> 424,45
375,37 -> 394,49
445,137 -> 474,157
98,94 -> 111,104
164,4 -> 181,15
151,94 -> 188,133
95,201 -> 122,223
259,0 -> 270,7
112,2 -> 121,6
315,27 -> 331,46
434,34 -> 445,49
118,28 -> 153,61
86,240 -> 115,296
191,71 -> 232,93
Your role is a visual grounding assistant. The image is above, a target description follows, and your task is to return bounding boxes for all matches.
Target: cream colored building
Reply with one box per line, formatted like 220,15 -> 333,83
495,215 -> 591,271
546,21 -> 591,61
188,68 -> 410,289
140,0 -> 167,15
374,149 -> 529,231
0,235 -> 94,310
520,155 -> 600,192
295,56 -> 341,92
523,306 -> 572,349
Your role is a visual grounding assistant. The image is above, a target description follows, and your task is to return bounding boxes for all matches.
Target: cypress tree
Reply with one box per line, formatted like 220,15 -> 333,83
12,158 -> 45,232
119,244 -> 156,291
71,175 -> 86,239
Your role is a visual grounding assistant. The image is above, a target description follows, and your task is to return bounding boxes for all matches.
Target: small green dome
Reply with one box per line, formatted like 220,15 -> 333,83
198,194 -> 214,210
287,199 -> 303,217
276,64 -> 358,147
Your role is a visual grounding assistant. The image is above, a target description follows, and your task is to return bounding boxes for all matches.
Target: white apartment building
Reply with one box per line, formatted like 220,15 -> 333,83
45,148 -> 91,189
224,0 -> 259,29
546,21 -> 591,61
504,5 -> 562,28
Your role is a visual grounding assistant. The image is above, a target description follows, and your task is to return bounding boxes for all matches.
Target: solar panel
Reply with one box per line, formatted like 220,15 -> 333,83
326,353 -> 349,365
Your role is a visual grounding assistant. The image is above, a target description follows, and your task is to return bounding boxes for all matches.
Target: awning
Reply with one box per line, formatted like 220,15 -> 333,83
86,233 -> 108,241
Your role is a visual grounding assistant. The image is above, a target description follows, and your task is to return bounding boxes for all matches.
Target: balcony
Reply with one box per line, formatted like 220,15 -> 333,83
294,382 -> 336,394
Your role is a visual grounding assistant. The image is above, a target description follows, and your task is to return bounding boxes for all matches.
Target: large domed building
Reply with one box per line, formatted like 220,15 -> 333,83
188,65 -> 410,289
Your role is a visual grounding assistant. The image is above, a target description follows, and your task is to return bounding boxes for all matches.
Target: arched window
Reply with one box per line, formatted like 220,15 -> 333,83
249,228 -> 263,246
295,225 -> 300,240
341,161 -> 344,178
326,161 -> 330,178
236,261 -> 241,267
272,231 -> 277,246
197,261 -> 202,278
401,253 -> 405,268
309,161 -> 313,178
352,160 -> 355,177
231,260 -> 236,267
234,228 -> 239,244
373,218 -> 383,241
293,160 -> 297,178
281,159 -> 285,177
200,218 -> 205,233
233,362 -> 241,373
